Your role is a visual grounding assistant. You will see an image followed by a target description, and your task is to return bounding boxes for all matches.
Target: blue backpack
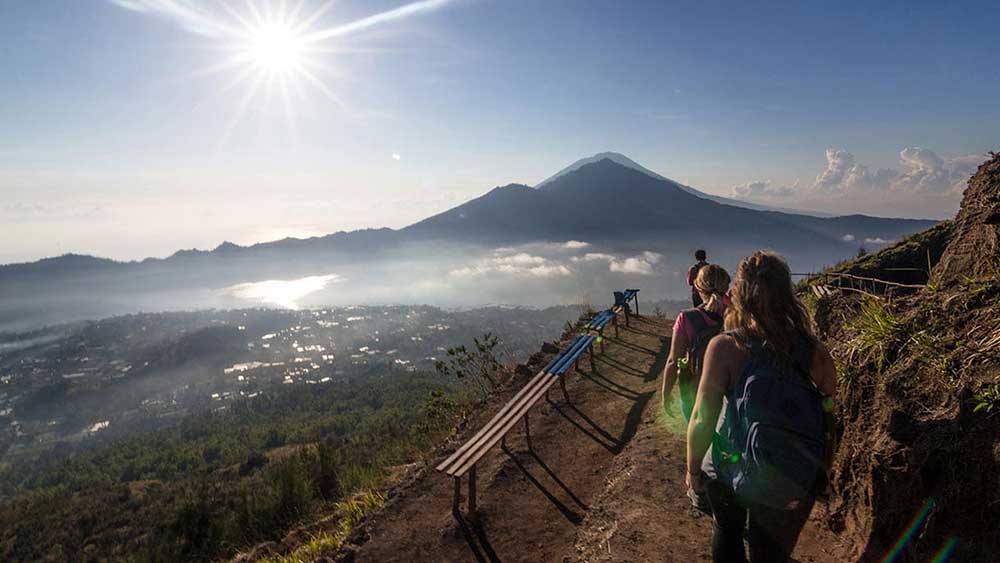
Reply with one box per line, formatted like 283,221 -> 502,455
723,338 -> 829,509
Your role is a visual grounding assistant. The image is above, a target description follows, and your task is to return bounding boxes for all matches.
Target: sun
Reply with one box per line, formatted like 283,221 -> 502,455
113,0 -> 460,140
240,21 -> 307,75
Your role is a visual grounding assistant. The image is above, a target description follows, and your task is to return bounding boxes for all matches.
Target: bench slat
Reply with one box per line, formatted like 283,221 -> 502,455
548,336 -> 594,375
587,310 -> 613,329
555,336 -> 595,375
435,369 -> 549,473
542,335 -> 588,372
448,373 -> 560,476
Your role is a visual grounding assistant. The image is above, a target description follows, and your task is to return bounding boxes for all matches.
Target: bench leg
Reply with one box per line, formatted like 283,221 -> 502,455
589,345 -> 595,371
599,328 -> 605,353
453,476 -> 462,517
634,296 -> 639,316
468,464 -> 478,522
560,375 -> 571,404
614,315 -> 620,338
524,412 -> 533,451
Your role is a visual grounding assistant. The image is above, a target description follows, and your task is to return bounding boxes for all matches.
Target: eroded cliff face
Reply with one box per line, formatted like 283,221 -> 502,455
934,153 -> 1000,285
811,153 -> 1000,563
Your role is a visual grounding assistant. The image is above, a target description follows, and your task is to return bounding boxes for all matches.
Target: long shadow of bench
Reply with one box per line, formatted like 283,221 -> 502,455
434,289 -> 658,562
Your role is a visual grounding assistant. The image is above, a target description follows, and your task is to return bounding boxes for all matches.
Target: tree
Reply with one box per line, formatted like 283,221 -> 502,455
435,333 -> 508,400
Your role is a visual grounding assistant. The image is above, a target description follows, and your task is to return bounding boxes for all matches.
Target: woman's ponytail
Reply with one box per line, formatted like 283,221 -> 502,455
694,264 -> 731,316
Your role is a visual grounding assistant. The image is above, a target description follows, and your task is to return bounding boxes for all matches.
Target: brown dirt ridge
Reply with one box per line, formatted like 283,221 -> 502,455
804,152 -> 1000,562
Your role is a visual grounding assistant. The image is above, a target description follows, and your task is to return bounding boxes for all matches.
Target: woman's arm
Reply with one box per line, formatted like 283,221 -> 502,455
812,341 -> 838,476
686,334 -> 736,490
661,320 -> 690,412
812,341 -> 837,397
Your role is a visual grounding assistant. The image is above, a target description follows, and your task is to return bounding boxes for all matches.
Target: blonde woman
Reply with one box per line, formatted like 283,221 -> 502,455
686,251 -> 836,563
661,263 -> 731,421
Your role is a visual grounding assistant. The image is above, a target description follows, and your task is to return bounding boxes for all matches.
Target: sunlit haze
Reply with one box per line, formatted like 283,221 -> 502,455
2,1 -> 999,263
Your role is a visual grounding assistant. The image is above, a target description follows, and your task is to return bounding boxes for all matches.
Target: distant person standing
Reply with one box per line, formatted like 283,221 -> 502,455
687,250 -> 708,307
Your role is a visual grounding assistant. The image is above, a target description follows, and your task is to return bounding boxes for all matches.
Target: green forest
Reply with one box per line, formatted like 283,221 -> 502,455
0,364 -> 464,562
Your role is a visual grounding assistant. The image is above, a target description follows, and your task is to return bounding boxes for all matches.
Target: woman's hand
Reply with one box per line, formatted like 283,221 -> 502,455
685,470 -> 704,492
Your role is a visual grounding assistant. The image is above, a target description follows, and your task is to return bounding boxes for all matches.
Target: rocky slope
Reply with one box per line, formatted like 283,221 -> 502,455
806,153 -> 1000,562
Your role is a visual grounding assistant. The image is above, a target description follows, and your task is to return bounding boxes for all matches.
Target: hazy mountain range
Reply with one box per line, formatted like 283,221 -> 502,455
0,154 -> 936,331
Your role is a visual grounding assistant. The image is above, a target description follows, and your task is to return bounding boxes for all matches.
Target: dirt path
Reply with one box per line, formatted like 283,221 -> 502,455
346,315 -> 841,563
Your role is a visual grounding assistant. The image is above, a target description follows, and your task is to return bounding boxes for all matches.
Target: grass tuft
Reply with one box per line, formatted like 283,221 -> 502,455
257,490 -> 386,563
848,297 -> 901,371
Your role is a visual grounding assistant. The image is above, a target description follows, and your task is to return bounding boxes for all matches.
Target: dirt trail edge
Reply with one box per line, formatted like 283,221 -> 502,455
343,316 -> 839,562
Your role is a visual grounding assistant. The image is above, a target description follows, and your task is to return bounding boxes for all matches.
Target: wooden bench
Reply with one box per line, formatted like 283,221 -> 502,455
612,288 -> 640,325
436,334 -> 597,521
585,309 -> 619,352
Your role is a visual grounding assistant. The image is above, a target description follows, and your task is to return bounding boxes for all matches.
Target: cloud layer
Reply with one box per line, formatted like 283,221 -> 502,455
451,244 -> 664,280
731,147 -> 983,216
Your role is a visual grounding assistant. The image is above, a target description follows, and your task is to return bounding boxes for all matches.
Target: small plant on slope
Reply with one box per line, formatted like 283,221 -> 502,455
971,384 -> 1000,415
848,296 -> 901,372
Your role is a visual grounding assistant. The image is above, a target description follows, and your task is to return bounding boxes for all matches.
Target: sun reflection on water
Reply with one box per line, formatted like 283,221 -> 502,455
225,274 -> 343,309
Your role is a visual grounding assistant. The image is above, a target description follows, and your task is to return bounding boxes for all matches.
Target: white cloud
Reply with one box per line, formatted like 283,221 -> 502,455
890,148 -> 979,194
732,180 -> 796,199
392,153 -> 401,161
864,237 -> 890,245
841,234 -> 856,242
562,240 -> 590,249
571,250 -> 662,275
812,147 -> 979,196
571,252 -> 615,263
814,149 -> 897,194
450,253 -> 571,279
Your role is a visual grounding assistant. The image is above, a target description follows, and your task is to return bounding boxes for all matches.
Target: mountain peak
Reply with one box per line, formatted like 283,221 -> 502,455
213,241 -> 242,253
535,152 -> 668,188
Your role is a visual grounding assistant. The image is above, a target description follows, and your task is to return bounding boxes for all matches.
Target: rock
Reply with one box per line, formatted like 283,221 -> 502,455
934,153 -> 1000,285
541,341 -> 560,354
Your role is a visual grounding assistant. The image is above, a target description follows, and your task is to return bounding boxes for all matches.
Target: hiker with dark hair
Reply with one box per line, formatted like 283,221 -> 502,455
686,251 -> 837,563
687,250 -> 708,307
661,263 -> 731,421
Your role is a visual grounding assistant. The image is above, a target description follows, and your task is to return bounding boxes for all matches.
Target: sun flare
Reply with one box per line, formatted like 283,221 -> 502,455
112,0 -> 460,141
240,21 -> 307,74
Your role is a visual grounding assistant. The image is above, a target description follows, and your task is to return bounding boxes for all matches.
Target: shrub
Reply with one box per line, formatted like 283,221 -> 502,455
435,333 -> 508,400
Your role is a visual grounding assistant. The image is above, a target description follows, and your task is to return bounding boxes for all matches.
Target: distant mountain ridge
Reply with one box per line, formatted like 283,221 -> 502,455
404,157 -> 933,248
1,154 -> 935,274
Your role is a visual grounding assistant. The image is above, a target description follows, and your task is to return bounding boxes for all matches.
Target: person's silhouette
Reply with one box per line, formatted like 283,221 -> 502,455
687,250 -> 708,307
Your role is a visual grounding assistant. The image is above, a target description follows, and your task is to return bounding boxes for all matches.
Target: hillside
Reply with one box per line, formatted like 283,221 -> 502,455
802,152 -> 1000,561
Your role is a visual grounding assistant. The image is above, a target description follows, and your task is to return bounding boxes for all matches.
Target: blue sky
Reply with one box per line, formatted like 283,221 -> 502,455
2,0 -> 999,263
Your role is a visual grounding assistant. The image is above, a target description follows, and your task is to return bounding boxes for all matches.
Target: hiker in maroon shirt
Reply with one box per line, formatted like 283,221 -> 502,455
687,250 -> 708,307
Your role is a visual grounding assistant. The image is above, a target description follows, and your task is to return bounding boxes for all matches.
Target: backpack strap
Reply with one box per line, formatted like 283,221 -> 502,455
682,309 -> 709,334
700,308 -> 723,325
